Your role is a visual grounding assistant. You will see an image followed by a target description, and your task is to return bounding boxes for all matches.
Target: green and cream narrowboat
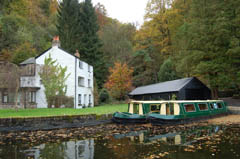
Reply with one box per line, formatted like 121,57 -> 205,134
147,100 -> 228,125
112,100 -> 228,124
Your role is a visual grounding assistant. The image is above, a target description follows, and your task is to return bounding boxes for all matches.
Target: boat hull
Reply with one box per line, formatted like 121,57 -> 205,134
148,113 -> 229,125
112,112 -> 147,124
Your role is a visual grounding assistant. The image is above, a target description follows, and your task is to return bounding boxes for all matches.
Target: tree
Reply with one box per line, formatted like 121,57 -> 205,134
78,0 -> 106,88
100,21 -> 136,68
158,58 -> 179,82
39,55 -> 70,107
0,61 -> 21,109
57,0 -> 106,88
175,0 -> 240,98
57,0 -> 79,53
105,62 -> 133,100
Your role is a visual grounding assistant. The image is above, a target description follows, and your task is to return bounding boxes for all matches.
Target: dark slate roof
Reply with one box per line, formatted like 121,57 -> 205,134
20,57 -> 36,65
129,77 -> 194,95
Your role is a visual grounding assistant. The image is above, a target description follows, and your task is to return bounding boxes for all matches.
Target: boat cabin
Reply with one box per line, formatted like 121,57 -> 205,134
128,100 -> 227,117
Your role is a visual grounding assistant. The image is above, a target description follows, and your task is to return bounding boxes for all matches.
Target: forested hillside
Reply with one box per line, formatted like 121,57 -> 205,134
0,0 -> 239,100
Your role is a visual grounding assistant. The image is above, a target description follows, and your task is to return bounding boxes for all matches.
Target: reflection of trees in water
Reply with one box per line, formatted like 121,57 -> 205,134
40,143 -> 67,159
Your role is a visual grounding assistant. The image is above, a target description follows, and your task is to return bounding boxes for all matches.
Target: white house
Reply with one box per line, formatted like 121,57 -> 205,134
18,36 -> 94,109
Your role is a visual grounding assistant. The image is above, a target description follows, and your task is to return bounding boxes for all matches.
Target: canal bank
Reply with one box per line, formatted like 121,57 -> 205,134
0,104 -> 240,132
0,114 -> 113,132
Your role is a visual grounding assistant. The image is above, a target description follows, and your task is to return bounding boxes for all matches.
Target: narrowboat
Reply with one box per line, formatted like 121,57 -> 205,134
112,100 -> 228,124
112,101 -> 151,123
147,100 -> 228,125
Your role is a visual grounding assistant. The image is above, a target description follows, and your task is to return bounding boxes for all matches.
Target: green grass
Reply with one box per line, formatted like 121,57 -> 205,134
0,104 -> 128,118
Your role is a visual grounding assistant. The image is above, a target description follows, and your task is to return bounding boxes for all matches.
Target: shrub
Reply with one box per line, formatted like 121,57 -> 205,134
49,95 -> 74,108
99,88 -> 109,103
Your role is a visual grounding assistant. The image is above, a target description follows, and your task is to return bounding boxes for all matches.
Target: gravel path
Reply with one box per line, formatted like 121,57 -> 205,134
207,114 -> 240,124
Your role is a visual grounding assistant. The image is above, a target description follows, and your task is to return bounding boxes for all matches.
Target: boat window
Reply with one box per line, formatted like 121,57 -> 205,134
198,103 -> 208,111
210,103 -> 214,109
133,104 -> 139,114
213,103 -> 218,109
217,103 -> 223,109
150,104 -> 161,112
166,103 -> 174,115
184,104 -> 196,112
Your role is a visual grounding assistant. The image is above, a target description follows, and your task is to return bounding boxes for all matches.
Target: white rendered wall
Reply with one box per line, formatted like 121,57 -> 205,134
75,59 -> 94,109
35,46 -> 94,108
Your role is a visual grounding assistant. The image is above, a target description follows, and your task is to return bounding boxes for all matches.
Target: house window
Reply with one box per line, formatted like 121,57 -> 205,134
79,61 -> 83,69
88,65 -> 91,72
89,94 -> 91,106
78,94 -> 82,106
78,76 -> 84,87
21,64 -> 35,76
184,104 -> 196,112
2,91 -> 8,103
30,91 -> 36,103
88,79 -> 91,87
198,103 -> 208,111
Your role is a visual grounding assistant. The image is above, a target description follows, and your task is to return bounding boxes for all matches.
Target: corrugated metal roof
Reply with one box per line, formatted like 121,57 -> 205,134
129,77 -> 194,95
20,57 -> 36,65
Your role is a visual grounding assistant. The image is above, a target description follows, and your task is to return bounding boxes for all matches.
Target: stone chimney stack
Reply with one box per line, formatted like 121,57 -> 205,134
52,36 -> 60,47
75,49 -> 80,58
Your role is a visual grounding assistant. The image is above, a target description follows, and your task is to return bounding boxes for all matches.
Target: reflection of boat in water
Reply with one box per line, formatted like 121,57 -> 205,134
112,100 -> 228,124
113,125 -> 223,146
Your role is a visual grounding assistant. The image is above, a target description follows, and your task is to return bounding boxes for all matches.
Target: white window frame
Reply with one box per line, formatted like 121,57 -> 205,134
88,79 -> 91,87
78,76 -> 85,87
79,61 -> 83,69
89,94 -> 91,106
78,94 -> 82,106
2,91 -> 8,103
29,91 -> 36,103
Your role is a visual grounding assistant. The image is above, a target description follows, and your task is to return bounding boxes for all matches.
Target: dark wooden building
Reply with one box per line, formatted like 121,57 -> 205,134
129,77 -> 211,100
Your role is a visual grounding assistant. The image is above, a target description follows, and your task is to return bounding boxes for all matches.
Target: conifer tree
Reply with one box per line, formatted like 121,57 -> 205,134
77,0 -> 106,87
57,0 -> 79,53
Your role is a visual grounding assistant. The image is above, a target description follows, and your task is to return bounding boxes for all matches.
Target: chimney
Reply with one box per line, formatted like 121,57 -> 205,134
75,49 -> 80,58
52,36 -> 60,47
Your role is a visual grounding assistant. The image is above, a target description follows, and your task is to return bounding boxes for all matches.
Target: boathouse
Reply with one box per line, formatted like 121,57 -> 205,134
129,77 -> 211,100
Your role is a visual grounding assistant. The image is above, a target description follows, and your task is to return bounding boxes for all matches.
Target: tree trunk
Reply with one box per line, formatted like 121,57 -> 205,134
211,88 -> 219,99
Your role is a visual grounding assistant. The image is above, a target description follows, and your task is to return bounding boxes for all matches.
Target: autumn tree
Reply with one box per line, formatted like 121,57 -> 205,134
0,0 -> 58,63
105,62 -> 133,100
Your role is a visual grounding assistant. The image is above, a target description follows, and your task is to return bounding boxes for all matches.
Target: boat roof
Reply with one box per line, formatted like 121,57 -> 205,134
129,100 -> 224,104
129,77 -> 194,95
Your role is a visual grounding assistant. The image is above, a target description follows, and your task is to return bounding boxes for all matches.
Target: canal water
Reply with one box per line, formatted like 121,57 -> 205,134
0,124 -> 240,159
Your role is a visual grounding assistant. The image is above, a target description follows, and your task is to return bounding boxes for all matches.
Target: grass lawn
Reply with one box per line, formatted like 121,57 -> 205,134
0,104 -> 128,118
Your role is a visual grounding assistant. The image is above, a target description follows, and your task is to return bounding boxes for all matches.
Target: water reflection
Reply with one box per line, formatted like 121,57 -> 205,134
113,125 -> 223,146
1,125 -> 239,159
23,139 -> 94,159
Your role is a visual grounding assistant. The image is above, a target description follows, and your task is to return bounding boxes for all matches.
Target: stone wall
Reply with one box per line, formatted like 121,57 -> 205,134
0,114 -> 113,132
